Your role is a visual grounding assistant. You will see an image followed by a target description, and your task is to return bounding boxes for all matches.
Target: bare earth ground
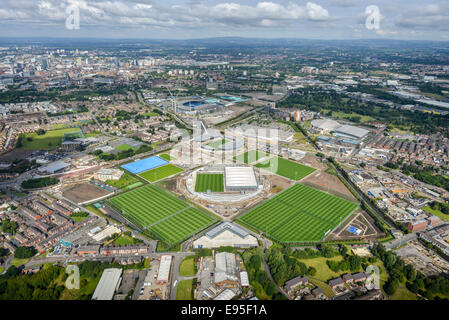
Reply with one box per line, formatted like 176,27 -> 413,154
300,155 -> 357,202
326,210 -> 385,242
63,182 -> 112,204
0,148 -> 34,162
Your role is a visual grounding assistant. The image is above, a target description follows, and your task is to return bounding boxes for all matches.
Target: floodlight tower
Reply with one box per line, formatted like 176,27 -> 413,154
166,86 -> 180,114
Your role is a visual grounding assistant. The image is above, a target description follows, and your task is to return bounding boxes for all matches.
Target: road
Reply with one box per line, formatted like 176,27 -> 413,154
168,252 -> 196,300
384,233 -> 418,250
0,255 -> 14,275
297,122 -> 395,230
261,259 -> 290,300
329,161 -> 395,229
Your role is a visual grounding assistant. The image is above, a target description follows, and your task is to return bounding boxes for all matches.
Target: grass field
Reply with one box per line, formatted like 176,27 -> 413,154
238,184 -> 358,243
254,156 -> 316,180
423,206 -> 449,221
115,144 -> 137,152
108,185 -> 215,245
114,234 -> 141,246
179,256 -> 197,277
206,139 -> 229,150
176,279 -> 194,300
150,208 -> 215,245
23,128 -> 82,150
106,172 -> 141,190
159,153 -> 173,161
195,173 -> 224,192
234,150 -> 269,164
138,164 -> 184,182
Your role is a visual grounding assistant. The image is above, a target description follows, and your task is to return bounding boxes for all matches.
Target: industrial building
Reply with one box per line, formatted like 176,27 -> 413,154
37,160 -> 70,174
333,125 -> 370,140
311,119 -> 341,133
157,255 -> 173,284
94,168 -> 124,182
228,124 -> 294,143
213,288 -> 236,300
224,166 -> 258,191
193,222 -> 258,249
311,118 -> 370,140
214,252 -> 239,287
92,268 -> 123,300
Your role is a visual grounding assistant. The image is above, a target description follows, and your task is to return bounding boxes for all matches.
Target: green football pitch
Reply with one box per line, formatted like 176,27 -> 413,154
234,150 -> 269,164
108,185 -> 216,245
206,139 -> 229,150
255,156 -> 316,180
195,174 -> 224,192
238,184 -> 358,243
138,164 -> 184,182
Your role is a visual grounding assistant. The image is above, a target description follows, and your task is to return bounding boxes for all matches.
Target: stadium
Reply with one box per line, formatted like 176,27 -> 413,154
186,165 -> 264,203
175,96 -> 226,114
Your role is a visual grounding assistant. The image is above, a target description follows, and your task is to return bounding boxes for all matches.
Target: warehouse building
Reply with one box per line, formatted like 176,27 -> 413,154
193,222 -> 258,249
224,166 -> 258,191
157,255 -> 173,284
214,252 -> 239,287
37,160 -> 70,174
311,119 -> 341,133
94,168 -> 124,182
333,125 -> 370,140
311,119 -> 370,140
92,268 -> 123,300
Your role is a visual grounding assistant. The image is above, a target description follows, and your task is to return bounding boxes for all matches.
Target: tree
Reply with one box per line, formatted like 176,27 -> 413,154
249,255 -> 262,270
384,280 -> 399,295
14,246 -> 37,259
349,255 -> 362,272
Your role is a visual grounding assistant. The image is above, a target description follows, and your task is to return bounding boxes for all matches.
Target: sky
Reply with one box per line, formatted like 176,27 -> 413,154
0,0 -> 448,41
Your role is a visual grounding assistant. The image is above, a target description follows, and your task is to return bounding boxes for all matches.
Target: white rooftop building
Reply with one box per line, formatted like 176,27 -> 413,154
214,252 -> 239,286
94,168 -> 124,182
92,268 -> 123,300
157,255 -> 173,284
214,288 -> 236,300
193,222 -> 258,249
224,166 -> 258,191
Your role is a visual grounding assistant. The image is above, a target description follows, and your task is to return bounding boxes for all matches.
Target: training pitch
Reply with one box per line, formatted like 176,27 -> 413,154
138,164 -> 184,182
108,185 -> 216,245
255,156 -> 316,180
195,173 -> 224,192
121,156 -> 168,174
238,183 -> 358,243
234,150 -> 269,164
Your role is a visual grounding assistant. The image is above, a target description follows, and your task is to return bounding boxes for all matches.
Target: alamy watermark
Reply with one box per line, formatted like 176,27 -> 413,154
365,5 -> 380,31
65,265 -> 80,290
365,264 -> 380,290
65,5 -> 80,30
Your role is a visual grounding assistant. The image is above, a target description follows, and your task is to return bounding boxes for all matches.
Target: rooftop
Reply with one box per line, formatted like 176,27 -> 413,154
92,268 -> 123,300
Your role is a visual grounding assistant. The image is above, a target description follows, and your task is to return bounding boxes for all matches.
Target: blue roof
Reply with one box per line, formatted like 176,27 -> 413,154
121,156 -> 168,174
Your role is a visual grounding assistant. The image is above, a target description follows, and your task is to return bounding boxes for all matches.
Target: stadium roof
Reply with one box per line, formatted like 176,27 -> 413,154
311,119 -> 340,131
224,167 -> 258,189
333,125 -> 369,139
92,268 -> 123,300
157,255 -> 172,282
